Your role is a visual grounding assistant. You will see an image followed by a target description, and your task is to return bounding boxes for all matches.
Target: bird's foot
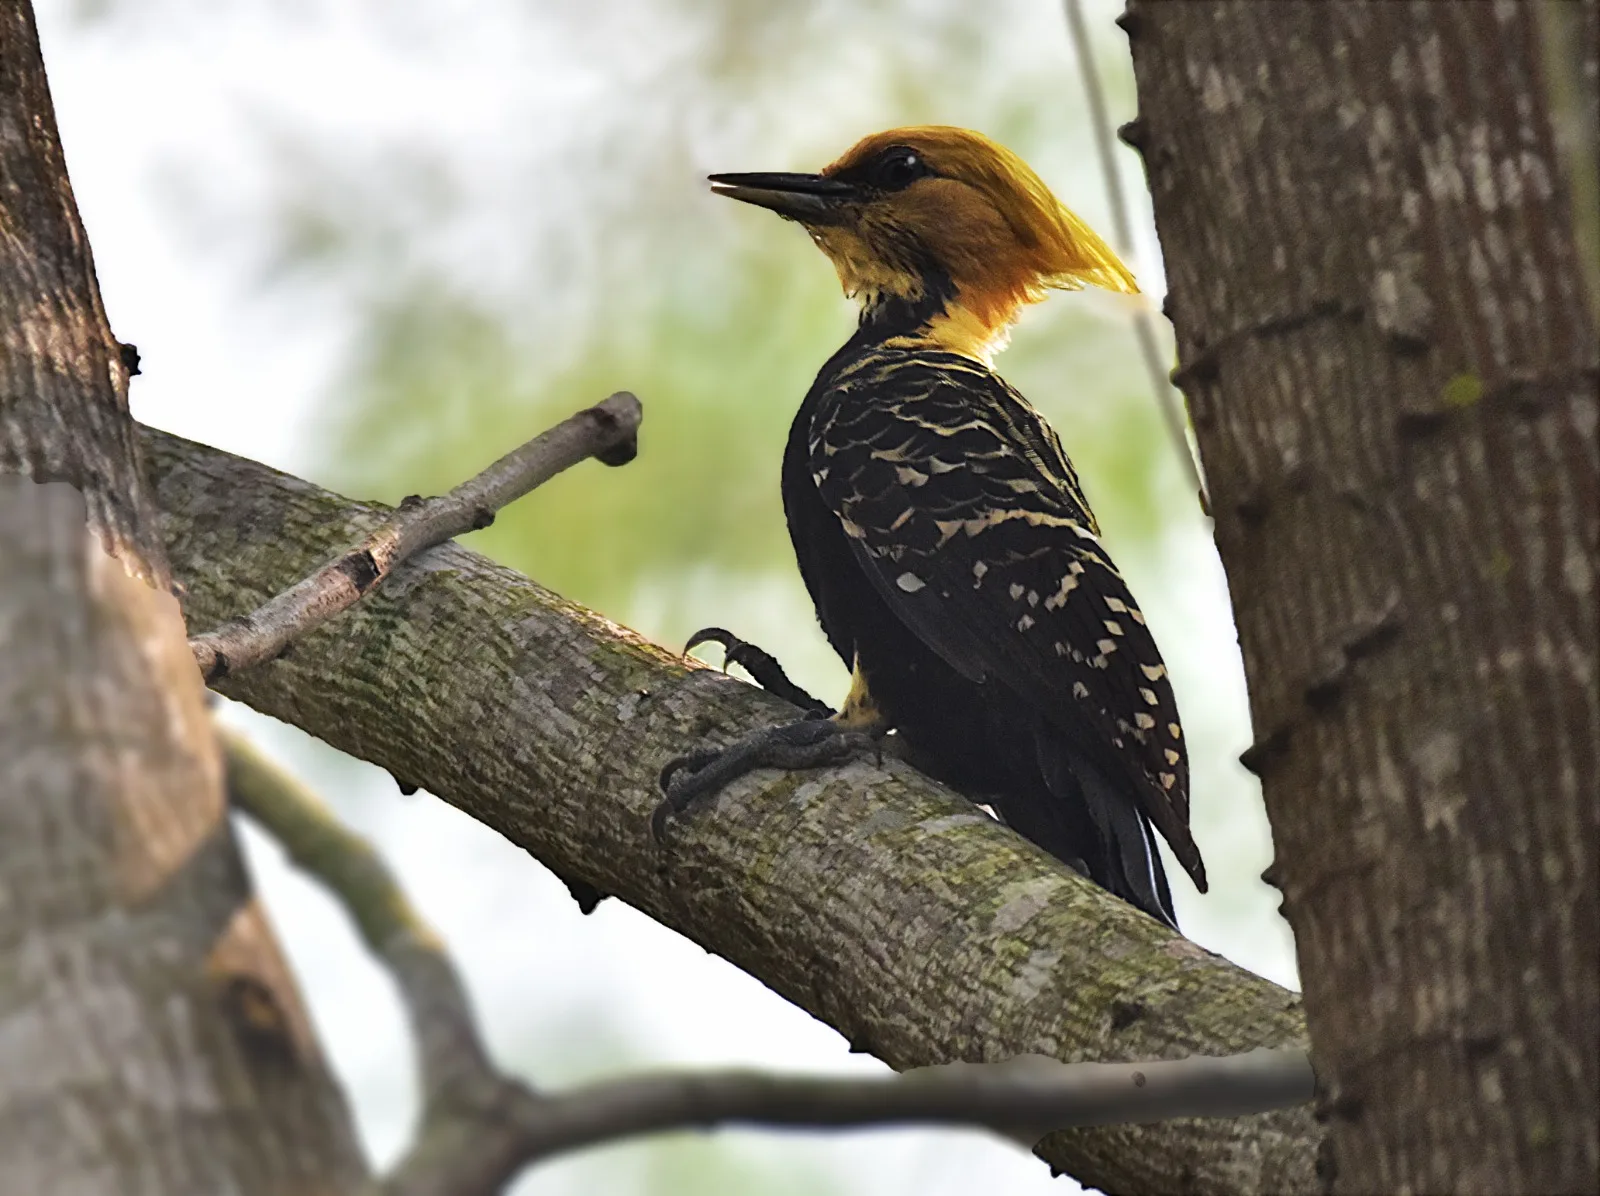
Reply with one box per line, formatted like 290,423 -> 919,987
685,627 -> 833,717
652,718 -> 879,841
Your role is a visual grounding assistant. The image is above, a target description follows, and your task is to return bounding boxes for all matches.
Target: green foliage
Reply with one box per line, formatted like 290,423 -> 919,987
194,0 -> 1180,646
317,235 -> 853,613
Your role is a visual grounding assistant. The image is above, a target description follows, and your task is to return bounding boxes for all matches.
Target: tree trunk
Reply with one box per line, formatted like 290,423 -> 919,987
0,5 -> 367,1191
1126,2 -> 1599,1192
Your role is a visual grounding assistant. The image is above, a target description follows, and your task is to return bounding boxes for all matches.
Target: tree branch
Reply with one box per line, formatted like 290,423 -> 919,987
474,1048 -> 1310,1158
384,1049 -> 1313,1195
189,392 -> 642,682
222,727 -> 542,1195
151,426 -> 1318,1195
223,729 -> 503,1113
1061,0 -> 1210,513
223,725 -> 1311,1196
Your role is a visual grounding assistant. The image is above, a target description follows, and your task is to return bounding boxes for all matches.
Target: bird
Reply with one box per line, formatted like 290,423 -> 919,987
654,126 -> 1206,929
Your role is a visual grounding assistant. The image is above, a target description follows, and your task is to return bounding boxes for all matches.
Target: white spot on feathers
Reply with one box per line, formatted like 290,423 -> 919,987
1044,572 -> 1080,610
896,572 -> 926,592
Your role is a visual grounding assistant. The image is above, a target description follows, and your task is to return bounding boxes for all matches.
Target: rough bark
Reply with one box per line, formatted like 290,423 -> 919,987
146,427 -> 1316,1196
0,4 -> 159,578
0,5 -> 366,1191
1126,2 -> 1599,1192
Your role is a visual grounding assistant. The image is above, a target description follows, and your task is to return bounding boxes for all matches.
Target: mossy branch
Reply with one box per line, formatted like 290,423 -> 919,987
152,426 -> 1318,1195
224,729 -> 1311,1195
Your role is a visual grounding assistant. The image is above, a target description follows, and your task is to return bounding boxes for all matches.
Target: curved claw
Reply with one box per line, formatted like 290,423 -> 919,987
684,626 -> 741,664
684,626 -> 832,716
654,746 -> 726,843
650,796 -> 678,844
658,747 -> 719,796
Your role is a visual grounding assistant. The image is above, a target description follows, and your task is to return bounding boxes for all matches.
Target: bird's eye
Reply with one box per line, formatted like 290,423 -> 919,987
873,148 -> 927,191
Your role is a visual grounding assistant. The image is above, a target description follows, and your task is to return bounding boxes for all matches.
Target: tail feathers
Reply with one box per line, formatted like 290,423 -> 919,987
1087,759 -> 1177,929
1144,813 -> 1176,925
1030,735 -> 1179,930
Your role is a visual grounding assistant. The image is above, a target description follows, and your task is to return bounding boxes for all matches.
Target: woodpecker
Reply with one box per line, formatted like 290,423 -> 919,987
655,126 -> 1206,928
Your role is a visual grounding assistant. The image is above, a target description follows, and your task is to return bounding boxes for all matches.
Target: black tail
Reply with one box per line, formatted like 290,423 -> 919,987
1009,732 -> 1178,930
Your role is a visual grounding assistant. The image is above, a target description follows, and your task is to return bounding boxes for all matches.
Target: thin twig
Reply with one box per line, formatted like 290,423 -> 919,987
222,731 -> 1313,1196
1062,0 -> 1211,513
402,1049 -> 1312,1178
190,392 -> 642,681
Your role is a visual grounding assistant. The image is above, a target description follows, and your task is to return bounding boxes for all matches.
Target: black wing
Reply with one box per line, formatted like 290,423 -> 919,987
809,350 -> 1206,890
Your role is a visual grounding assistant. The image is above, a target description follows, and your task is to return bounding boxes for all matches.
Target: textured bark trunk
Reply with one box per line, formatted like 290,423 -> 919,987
1126,2 -> 1599,1192
0,5 -> 367,1191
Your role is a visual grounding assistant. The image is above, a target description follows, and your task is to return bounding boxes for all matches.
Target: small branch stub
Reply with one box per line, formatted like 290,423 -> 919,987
188,392 -> 642,681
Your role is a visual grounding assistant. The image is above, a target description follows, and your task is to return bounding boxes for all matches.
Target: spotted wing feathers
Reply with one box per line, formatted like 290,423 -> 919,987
809,350 -> 1205,889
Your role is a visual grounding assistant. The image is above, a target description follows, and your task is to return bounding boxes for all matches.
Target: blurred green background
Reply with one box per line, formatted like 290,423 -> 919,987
43,0 -> 1295,1192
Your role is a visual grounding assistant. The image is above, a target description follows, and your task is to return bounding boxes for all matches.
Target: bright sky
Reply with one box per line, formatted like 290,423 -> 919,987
36,3 -> 1297,1192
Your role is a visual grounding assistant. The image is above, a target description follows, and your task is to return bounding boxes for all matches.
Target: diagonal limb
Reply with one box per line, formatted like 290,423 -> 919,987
223,726 -> 1313,1196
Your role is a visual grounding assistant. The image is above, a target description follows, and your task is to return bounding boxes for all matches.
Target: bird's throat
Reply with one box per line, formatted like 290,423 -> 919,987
895,302 -> 1015,365
863,290 -> 1015,366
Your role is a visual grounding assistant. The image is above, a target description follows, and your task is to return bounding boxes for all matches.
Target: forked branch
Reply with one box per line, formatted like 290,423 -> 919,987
190,392 -> 642,681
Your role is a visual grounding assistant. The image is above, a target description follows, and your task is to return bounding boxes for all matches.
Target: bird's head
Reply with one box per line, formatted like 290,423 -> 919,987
710,126 -> 1136,360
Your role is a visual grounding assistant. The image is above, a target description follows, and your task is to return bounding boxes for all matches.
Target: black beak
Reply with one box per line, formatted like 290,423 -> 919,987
707,172 -> 859,224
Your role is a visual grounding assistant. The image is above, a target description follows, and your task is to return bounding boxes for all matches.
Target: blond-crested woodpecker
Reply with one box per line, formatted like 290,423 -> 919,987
655,127 -> 1206,928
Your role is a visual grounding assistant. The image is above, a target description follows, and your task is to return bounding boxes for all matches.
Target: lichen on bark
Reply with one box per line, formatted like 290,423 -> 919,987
147,425 -> 1317,1195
